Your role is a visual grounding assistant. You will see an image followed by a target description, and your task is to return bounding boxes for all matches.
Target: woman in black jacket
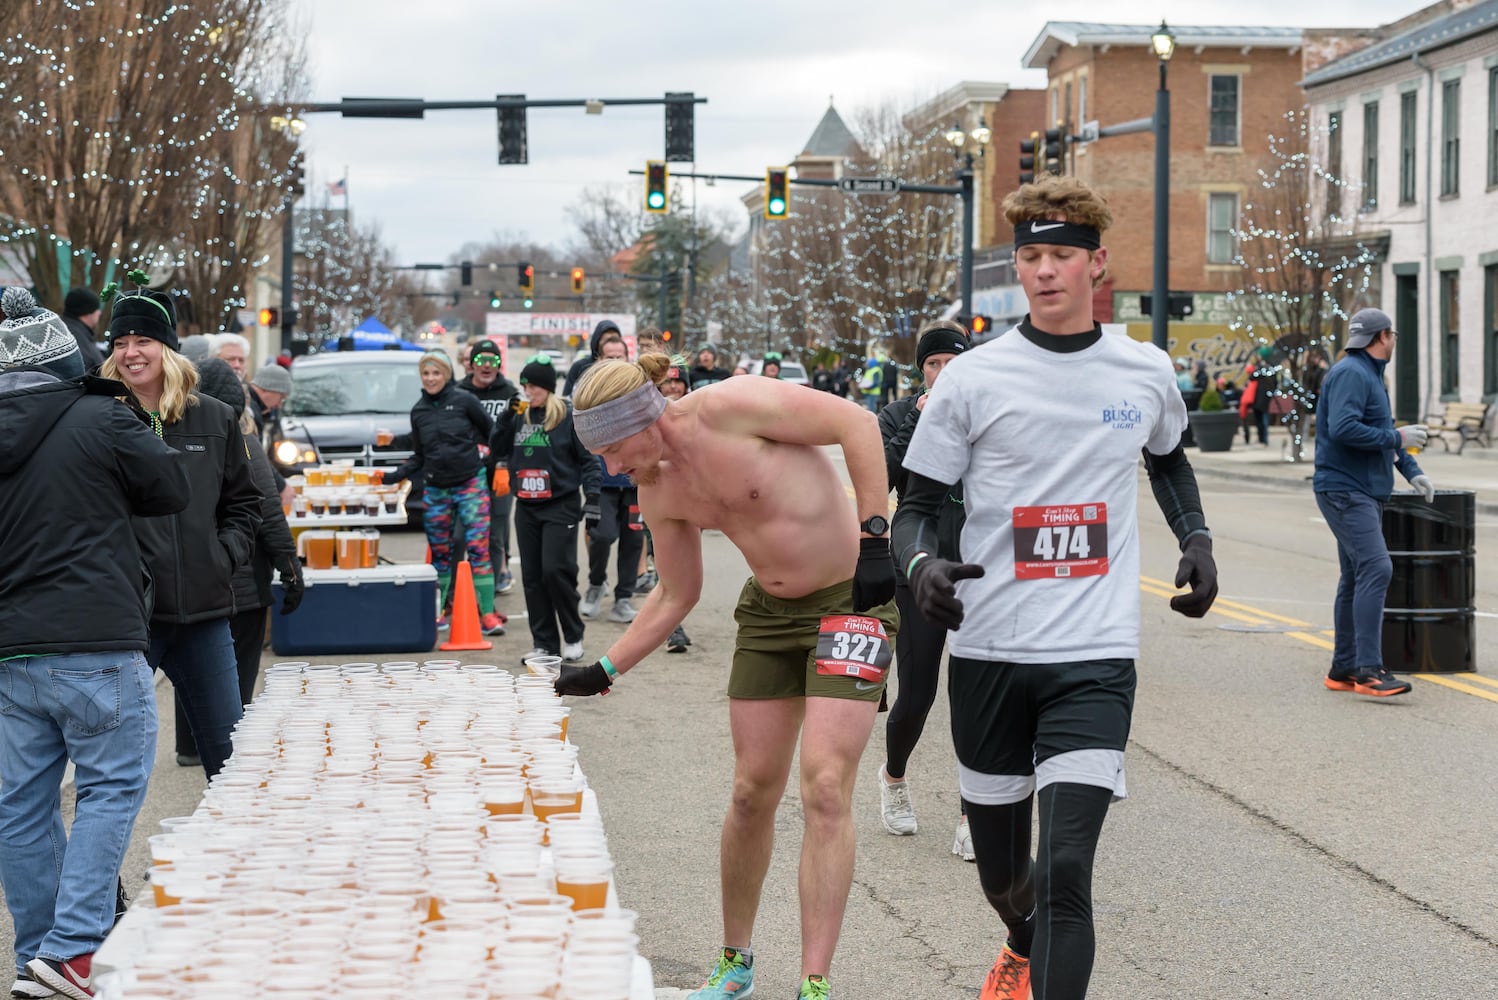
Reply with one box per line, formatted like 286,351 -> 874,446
499,358 -> 601,663
101,283 -> 260,779
387,350 -> 503,635
875,321 -> 975,860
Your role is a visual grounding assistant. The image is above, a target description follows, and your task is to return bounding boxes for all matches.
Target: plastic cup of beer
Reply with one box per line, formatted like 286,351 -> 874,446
336,532 -> 361,569
553,853 -> 613,911
352,468 -> 372,486
303,532 -> 335,570
523,655 -> 562,680
306,467 -> 328,487
363,492 -> 381,517
328,463 -> 352,486
359,529 -> 380,568
382,488 -> 399,514
291,495 -> 309,519
310,494 -> 329,517
375,428 -> 395,447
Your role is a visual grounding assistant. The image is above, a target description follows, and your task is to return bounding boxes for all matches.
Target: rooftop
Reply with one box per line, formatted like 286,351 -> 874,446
800,105 -> 861,159
1023,22 -> 1305,69
1301,0 -> 1498,86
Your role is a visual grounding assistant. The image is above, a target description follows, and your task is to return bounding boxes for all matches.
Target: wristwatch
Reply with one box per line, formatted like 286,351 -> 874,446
859,514 -> 890,537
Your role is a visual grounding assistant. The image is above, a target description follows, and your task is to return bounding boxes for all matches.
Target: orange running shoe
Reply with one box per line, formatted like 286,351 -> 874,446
979,945 -> 1030,1000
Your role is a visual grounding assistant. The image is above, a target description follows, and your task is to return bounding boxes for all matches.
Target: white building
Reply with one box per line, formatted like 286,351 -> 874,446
1301,0 -> 1498,423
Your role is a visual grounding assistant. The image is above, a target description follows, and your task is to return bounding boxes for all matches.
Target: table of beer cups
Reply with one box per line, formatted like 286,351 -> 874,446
93,658 -> 651,1000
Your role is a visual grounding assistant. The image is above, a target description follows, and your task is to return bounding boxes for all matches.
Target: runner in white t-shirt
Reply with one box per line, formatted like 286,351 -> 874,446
892,175 -> 1219,1000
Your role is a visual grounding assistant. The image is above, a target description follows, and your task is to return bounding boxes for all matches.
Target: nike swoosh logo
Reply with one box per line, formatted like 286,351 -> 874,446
855,680 -> 881,691
1031,221 -> 1065,233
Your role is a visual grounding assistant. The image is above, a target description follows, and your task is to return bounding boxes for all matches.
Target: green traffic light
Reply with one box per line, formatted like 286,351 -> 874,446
523,297 -> 533,309
768,197 -> 786,216
647,192 -> 666,210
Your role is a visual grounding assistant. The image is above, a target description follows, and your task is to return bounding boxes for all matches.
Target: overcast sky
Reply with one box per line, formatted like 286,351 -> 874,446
298,0 -> 1424,265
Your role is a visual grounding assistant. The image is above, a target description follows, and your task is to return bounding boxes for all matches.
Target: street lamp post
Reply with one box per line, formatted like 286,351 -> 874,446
946,117 -> 991,327
269,114 -> 306,354
1151,21 -> 1176,353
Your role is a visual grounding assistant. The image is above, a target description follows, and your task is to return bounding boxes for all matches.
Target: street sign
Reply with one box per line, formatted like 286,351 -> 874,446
1079,120 -> 1100,144
838,177 -> 901,195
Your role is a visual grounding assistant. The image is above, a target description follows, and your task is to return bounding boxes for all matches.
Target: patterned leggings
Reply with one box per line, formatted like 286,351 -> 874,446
424,475 -> 492,577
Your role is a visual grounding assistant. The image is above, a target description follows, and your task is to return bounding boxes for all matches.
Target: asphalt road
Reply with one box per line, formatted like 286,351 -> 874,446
4,470 -> 1497,998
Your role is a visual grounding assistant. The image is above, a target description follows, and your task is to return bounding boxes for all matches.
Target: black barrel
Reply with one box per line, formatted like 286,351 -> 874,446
1381,490 -> 1476,673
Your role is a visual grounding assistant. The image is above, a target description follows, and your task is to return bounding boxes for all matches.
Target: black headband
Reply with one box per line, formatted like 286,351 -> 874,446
1013,218 -> 1101,251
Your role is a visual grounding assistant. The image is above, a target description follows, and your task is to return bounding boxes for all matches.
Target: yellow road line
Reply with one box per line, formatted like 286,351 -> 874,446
1415,674 -> 1498,704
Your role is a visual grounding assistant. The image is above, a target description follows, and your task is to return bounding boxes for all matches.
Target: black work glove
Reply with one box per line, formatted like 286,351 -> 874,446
851,537 -> 896,613
277,554 -> 306,615
583,494 -> 601,533
1170,533 -> 1218,618
554,662 -> 612,697
908,557 -> 986,631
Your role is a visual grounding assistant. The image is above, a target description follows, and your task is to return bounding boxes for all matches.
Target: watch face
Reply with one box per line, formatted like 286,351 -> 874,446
862,515 -> 889,535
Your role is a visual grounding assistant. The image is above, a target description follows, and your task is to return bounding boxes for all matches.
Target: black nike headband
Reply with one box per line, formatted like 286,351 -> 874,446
1013,218 -> 1101,251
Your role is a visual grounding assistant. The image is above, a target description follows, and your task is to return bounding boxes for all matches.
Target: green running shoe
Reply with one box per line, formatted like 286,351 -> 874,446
798,974 -> 830,999
688,947 -> 754,999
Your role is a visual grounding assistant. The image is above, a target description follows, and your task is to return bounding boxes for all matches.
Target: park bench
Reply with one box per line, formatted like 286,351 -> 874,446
1424,400 -> 1493,454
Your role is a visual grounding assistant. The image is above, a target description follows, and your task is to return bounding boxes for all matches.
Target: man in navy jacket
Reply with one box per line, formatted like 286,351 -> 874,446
1312,307 -> 1434,698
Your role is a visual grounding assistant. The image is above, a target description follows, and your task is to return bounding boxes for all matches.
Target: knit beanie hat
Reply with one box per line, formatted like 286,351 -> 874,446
419,349 -> 453,381
916,325 -> 970,369
64,287 -> 102,318
105,272 -> 179,351
0,287 -> 85,380
664,354 -> 689,386
196,357 -> 245,414
251,364 -> 293,396
519,359 -> 557,394
179,334 -> 213,363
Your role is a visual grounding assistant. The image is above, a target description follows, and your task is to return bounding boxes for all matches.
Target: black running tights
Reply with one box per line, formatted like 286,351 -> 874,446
965,782 -> 1113,1000
885,582 -> 946,780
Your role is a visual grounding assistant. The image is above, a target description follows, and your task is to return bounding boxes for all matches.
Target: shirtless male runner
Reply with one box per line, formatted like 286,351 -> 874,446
556,355 -> 899,1000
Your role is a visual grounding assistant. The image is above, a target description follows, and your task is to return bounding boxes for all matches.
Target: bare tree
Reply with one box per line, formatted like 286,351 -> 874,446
564,185 -> 643,262
1228,108 -> 1378,461
294,203 -> 431,341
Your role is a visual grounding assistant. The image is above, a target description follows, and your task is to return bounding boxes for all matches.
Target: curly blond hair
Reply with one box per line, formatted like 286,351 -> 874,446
1001,175 -> 1113,233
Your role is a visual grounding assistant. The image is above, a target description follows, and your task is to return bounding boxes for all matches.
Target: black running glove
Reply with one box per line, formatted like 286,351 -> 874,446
277,554 -> 306,615
554,662 -> 612,697
851,537 -> 896,612
1170,533 -> 1218,619
583,494 -> 601,533
908,557 -> 986,631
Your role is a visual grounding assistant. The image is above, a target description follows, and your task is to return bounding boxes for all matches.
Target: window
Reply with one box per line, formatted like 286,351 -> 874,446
1078,75 -> 1088,128
1440,270 -> 1460,396
1327,111 -> 1343,214
1049,86 -> 1058,124
1400,90 -> 1418,203
1207,192 -> 1238,264
1064,80 -> 1072,127
1484,263 -> 1497,398
1362,101 -> 1379,209
1209,75 -> 1240,146
1441,79 -> 1461,196
1488,67 -> 1497,188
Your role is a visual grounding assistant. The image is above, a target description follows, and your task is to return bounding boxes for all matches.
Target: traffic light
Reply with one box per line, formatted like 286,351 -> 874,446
1019,132 -> 1039,185
764,167 -> 789,219
518,262 -> 534,295
571,267 -> 585,294
497,94 -> 527,165
1044,125 -> 1064,175
970,315 -> 993,336
644,161 -> 668,213
258,307 -> 278,327
661,330 -> 672,342
488,290 -> 501,308
664,92 -> 695,162
289,157 -> 305,198
460,261 -> 473,286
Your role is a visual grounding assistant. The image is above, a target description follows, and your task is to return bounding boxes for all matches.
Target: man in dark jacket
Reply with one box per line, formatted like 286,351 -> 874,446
0,287 -> 191,998
579,337 -> 644,624
563,319 -> 621,397
1313,308 -> 1433,698
458,338 -> 522,596
60,287 -> 105,372
688,344 -> 732,389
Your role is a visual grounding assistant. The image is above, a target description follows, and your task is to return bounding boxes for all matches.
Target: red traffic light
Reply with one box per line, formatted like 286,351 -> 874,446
970,315 -> 993,336
571,267 -> 585,294
258,307 -> 278,327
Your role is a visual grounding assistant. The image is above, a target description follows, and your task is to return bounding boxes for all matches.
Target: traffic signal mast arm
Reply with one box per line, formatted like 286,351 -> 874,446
627,168 -> 959,195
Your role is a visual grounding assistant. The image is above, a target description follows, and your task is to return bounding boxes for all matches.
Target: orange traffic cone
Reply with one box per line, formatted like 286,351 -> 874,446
440,560 -> 492,652
424,543 -> 432,564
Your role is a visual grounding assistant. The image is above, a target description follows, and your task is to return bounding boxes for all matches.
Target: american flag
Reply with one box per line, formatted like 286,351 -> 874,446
327,178 -> 347,196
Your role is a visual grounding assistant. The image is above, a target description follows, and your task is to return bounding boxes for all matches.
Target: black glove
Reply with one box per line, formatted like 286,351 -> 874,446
1170,533 -> 1218,619
908,557 -> 986,631
851,537 -> 896,612
554,662 -> 612,697
584,494 -> 601,532
276,555 -> 305,615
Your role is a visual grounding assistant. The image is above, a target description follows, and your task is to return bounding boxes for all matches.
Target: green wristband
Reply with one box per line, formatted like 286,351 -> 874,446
600,655 -> 619,680
905,552 -> 930,578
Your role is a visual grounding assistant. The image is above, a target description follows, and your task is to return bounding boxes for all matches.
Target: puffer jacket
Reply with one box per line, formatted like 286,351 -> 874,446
231,434 -> 298,611
388,380 -> 494,489
131,392 -> 262,624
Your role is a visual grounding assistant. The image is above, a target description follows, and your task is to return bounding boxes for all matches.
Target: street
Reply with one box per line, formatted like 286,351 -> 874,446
5,470 -> 1497,998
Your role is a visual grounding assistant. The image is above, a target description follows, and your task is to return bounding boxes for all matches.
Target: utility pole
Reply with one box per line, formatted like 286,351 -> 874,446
280,199 -> 295,353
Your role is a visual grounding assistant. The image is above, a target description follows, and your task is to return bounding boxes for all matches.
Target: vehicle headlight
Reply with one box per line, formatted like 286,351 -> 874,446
274,438 -> 317,465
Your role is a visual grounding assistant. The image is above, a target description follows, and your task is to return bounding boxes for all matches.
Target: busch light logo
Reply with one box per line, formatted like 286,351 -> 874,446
1102,400 -> 1142,430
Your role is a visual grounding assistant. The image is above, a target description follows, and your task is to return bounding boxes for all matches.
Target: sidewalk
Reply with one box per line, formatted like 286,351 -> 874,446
1185,425 -> 1498,517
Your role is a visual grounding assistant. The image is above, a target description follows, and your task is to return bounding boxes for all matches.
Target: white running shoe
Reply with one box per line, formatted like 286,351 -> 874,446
579,584 -> 605,619
562,641 -> 585,663
608,598 -> 638,623
879,765 -> 917,835
952,815 -> 976,862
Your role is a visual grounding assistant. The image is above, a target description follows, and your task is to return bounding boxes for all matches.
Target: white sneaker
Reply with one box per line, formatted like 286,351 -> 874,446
608,598 -> 638,623
579,584 -> 605,619
879,765 -> 917,835
562,641 -> 585,663
952,816 -> 976,862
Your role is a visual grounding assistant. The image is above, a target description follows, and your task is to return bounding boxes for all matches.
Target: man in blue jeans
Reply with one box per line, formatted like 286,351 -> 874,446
0,287 -> 191,998
1313,307 -> 1434,698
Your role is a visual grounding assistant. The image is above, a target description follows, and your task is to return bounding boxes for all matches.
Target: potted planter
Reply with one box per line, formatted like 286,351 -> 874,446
1188,385 -> 1237,452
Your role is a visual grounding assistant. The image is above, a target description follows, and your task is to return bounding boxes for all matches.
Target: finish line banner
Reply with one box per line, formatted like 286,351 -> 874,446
485,312 -> 636,338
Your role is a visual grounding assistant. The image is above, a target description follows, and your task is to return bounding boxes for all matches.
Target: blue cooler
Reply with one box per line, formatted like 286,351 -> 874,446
271,564 -> 438,655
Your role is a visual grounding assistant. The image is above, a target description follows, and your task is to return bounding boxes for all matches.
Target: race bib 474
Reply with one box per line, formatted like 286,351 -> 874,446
1012,503 -> 1109,580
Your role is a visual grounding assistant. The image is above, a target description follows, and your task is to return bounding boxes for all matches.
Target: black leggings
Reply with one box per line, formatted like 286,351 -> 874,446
965,782 -> 1113,1000
885,582 -> 946,780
